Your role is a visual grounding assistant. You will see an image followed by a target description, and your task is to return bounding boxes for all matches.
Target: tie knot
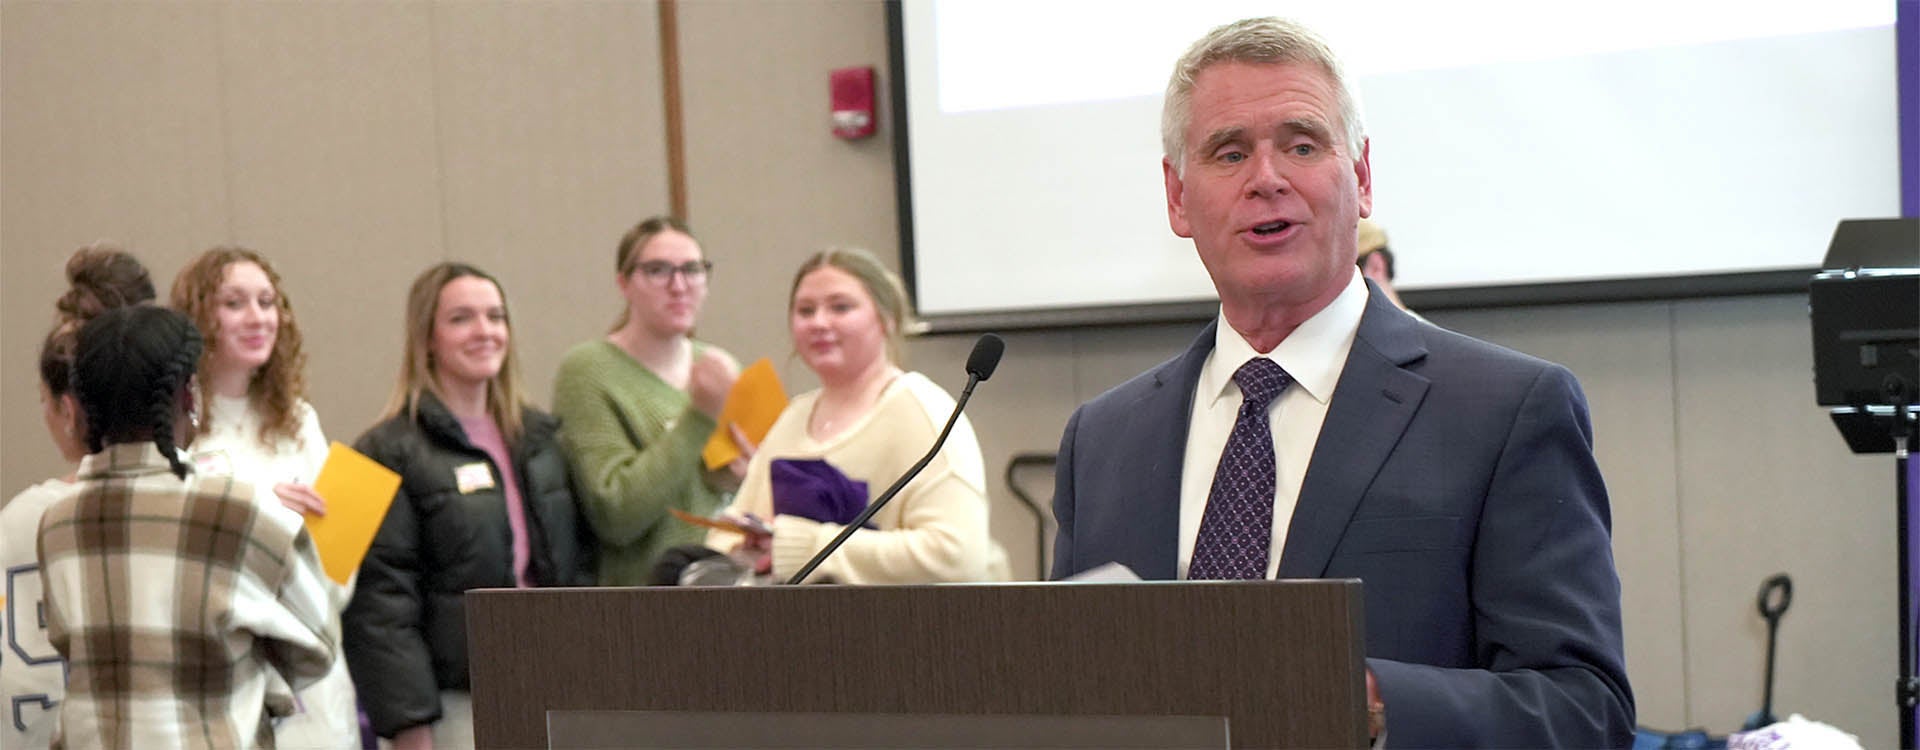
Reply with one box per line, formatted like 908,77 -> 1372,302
1233,357 -> 1291,408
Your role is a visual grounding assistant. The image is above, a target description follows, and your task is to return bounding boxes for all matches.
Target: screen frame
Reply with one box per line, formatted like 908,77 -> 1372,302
886,1 -> 1826,335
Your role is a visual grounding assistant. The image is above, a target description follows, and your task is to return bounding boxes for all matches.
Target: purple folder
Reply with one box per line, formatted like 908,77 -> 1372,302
769,458 -> 872,527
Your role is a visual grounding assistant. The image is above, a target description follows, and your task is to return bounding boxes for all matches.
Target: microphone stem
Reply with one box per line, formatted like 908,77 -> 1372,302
785,375 -> 981,585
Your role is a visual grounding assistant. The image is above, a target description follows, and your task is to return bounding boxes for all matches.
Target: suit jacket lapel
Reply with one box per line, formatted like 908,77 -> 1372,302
1123,320 -> 1216,580
1277,283 -> 1431,579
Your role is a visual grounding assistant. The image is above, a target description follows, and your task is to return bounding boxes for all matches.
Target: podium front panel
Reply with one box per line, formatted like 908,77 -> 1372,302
468,581 -> 1366,749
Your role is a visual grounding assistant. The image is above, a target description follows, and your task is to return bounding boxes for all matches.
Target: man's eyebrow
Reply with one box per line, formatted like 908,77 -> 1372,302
1196,126 -> 1246,156
1279,117 -> 1333,141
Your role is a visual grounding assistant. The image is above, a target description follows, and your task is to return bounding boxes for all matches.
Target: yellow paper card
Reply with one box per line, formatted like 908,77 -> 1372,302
308,441 -> 402,585
703,358 -> 789,470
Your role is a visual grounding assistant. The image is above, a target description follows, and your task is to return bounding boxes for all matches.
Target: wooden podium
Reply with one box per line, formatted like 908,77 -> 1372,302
467,581 -> 1368,749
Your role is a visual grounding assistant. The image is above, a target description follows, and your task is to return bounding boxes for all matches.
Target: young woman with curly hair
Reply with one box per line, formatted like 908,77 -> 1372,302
171,246 -> 360,748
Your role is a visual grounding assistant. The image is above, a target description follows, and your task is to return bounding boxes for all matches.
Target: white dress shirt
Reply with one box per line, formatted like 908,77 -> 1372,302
1178,273 -> 1369,579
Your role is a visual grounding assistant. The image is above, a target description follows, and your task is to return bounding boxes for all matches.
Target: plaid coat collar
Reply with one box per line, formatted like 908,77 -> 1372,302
75,442 -> 182,480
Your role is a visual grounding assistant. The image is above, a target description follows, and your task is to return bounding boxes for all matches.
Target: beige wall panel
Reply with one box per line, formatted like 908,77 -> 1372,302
1,3 -> 227,498
676,0 -> 899,375
218,2 -> 443,442
1070,322 -> 1212,403
1431,301 -> 1688,729
1673,294 -> 1892,746
433,0 -> 669,407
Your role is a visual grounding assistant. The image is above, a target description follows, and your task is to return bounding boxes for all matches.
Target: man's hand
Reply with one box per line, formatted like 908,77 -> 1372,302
1366,667 -> 1385,738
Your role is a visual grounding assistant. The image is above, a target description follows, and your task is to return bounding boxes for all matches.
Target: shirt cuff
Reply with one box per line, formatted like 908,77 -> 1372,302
771,513 -> 830,580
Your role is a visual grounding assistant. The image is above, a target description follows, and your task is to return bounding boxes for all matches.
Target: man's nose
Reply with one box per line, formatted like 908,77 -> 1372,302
1244,147 -> 1291,198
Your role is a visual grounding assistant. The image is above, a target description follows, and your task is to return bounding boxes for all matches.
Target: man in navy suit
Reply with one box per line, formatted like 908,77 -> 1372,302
1049,17 -> 1634,747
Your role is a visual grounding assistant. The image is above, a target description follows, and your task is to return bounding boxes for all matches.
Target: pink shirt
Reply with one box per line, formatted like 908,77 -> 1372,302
458,415 -> 532,588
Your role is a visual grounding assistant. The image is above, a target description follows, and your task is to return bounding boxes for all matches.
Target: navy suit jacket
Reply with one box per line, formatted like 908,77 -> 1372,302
1051,284 -> 1634,748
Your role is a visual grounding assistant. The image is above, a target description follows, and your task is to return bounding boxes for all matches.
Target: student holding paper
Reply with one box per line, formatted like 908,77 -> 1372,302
1,244 -> 153,750
552,216 -> 752,585
708,249 -> 1008,584
171,246 -> 360,749
346,262 -> 593,750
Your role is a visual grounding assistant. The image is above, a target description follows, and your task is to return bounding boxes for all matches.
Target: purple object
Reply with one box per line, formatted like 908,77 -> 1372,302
770,459 -> 871,527
1189,358 -> 1292,579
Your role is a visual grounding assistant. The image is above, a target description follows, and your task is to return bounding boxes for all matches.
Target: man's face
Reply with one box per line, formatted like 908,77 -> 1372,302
1163,61 -> 1372,315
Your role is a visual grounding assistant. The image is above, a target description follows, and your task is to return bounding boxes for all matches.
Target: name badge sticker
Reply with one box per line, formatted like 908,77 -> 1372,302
454,462 -> 495,494
191,450 -> 234,477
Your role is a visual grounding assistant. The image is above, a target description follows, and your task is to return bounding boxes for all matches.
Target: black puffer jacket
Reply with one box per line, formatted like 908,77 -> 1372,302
343,392 -> 594,738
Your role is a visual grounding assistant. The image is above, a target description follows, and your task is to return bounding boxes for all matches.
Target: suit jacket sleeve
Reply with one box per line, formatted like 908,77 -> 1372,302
1369,365 -> 1634,748
1048,407 -> 1082,581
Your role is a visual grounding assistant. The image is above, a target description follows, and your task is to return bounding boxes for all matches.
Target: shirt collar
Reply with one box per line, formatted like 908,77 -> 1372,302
1201,272 -> 1370,407
76,442 -> 182,480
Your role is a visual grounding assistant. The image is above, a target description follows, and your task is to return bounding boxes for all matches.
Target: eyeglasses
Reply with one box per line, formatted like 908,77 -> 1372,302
635,260 -> 712,285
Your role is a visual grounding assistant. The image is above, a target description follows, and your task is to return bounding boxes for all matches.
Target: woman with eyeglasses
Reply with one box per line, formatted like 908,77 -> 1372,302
552,216 -> 750,585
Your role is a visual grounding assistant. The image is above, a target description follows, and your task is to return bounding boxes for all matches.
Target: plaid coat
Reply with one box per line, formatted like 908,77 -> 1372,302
36,443 -> 335,749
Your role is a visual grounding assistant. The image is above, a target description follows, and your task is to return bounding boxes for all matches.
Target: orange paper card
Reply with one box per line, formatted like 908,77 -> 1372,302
308,441 -> 402,585
669,507 -> 771,537
703,357 -> 789,470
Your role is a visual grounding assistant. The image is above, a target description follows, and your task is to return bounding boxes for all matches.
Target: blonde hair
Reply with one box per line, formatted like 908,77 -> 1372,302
170,246 -> 309,446
380,262 -> 529,443
1162,17 -> 1366,174
790,247 -> 914,364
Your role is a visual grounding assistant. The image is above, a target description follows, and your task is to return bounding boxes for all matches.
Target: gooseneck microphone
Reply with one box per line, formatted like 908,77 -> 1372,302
786,333 -> 1005,585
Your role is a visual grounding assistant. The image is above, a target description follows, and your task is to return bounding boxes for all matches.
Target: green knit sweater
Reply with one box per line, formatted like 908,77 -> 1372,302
551,339 -> 731,585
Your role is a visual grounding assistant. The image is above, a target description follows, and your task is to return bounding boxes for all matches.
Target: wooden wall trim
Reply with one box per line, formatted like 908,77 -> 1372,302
658,0 -> 687,220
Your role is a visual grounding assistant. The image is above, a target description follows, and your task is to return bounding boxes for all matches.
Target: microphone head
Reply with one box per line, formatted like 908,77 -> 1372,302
966,333 -> 1005,381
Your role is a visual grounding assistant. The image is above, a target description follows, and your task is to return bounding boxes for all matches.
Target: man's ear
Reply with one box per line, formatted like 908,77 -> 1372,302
1354,137 -> 1373,218
1164,157 -> 1193,239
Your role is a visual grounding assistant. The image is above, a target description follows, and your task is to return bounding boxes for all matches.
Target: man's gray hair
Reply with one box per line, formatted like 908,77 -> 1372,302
1161,17 -> 1366,174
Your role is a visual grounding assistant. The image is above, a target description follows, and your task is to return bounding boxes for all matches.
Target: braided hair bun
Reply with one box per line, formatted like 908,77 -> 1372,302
71,306 -> 203,479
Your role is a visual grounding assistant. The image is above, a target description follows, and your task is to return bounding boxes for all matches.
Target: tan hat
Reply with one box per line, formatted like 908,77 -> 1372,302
1357,218 -> 1389,257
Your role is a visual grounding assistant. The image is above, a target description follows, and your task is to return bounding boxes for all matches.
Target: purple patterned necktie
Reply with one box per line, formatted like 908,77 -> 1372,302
1189,357 -> 1292,580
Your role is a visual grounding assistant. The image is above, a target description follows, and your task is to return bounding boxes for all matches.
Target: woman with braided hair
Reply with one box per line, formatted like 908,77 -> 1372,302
172,246 -> 360,749
35,305 -> 335,749
0,244 -> 154,750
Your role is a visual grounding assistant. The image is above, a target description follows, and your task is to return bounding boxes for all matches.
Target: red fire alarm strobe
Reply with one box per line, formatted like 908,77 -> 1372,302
830,66 -> 877,140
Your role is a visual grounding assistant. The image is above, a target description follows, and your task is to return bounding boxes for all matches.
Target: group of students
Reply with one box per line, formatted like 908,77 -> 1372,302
0,217 -> 1006,749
